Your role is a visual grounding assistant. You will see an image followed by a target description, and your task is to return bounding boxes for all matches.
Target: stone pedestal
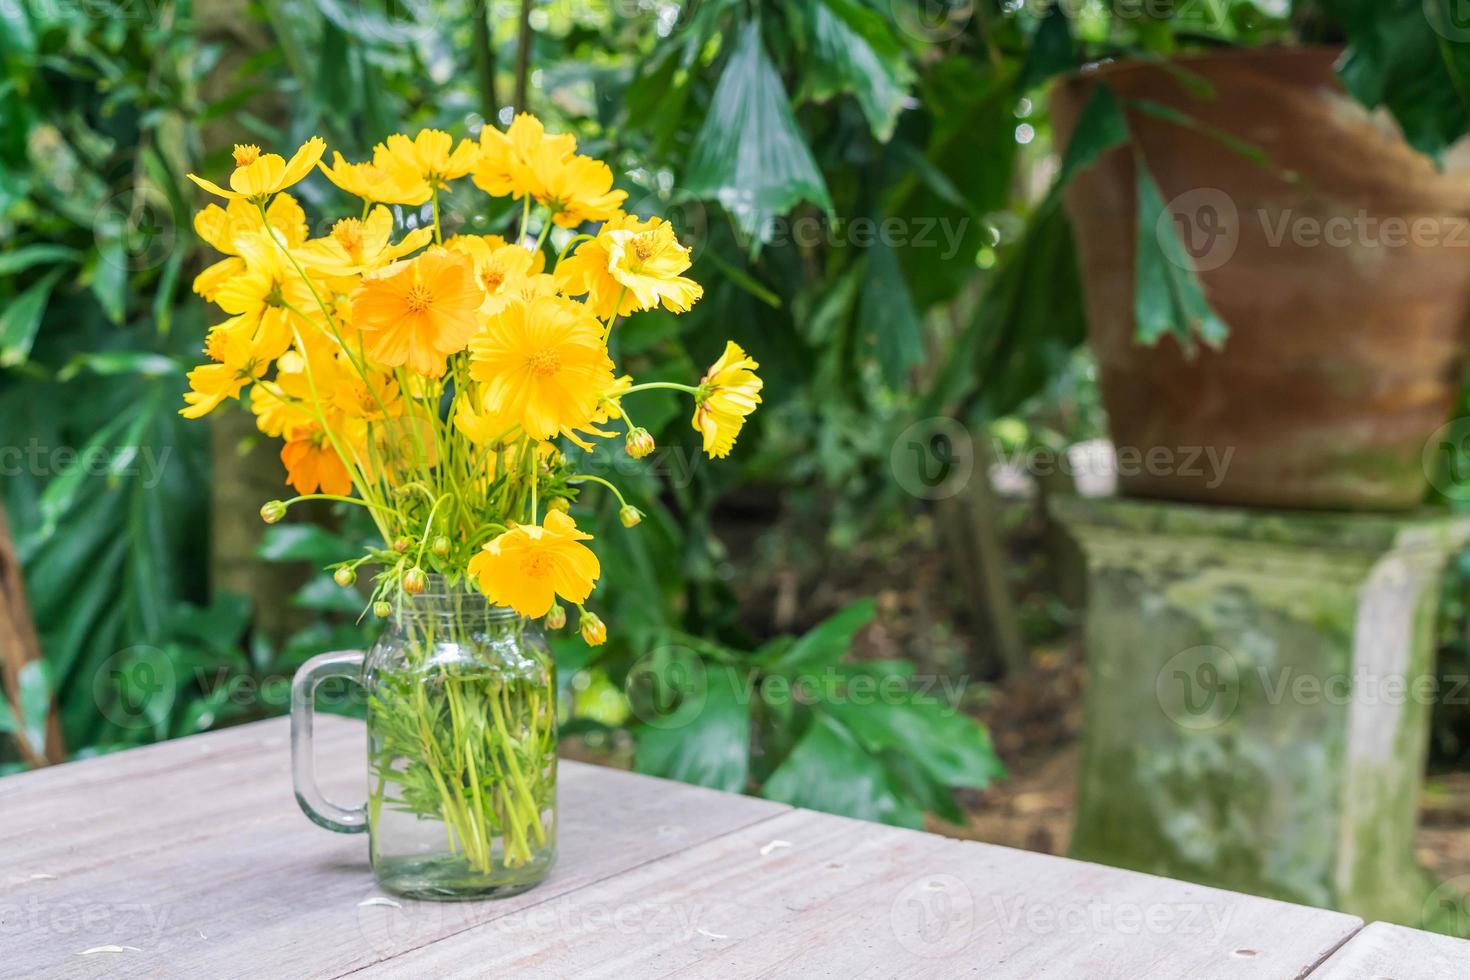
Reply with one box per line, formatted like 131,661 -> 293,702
1054,497 -> 1470,923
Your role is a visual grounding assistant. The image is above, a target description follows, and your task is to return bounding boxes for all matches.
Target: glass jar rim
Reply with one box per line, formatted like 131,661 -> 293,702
392,574 -> 520,620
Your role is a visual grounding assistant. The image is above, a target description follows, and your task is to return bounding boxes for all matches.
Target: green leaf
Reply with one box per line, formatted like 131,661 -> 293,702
17,659 -> 51,756
823,699 -> 1005,790
860,239 -> 923,387
57,351 -> 181,381
90,236 -> 129,326
761,598 -> 877,674
1016,2 -> 1077,94
799,0 -> 914,142
0,695 -> 16,735
634,661 -> 751,793
0,269 -> 64,367
684,21 -> 833,244
292,574 -> 367,614
0,245 -> 80,276
1057,84 -> 1129,185
1133,165 -> 1229,349
256,523 -> 356,563
1326,0 -> 1470,160
762,713 -> 923,827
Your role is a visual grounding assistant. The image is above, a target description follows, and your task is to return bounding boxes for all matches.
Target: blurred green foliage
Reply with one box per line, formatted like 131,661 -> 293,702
9,0 -> 1470,817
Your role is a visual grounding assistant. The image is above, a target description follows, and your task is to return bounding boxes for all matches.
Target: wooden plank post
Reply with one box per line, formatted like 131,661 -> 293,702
0,500 -> 65,765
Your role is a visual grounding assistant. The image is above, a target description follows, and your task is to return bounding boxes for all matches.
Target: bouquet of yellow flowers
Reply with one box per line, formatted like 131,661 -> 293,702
181,117 -> 761,638
180,116 -> 761,898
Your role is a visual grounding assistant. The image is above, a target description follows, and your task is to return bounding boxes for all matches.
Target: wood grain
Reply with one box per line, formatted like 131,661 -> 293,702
1307,921 -> 1470,979
0,716 -> 787,979
359,808 -> 1363,980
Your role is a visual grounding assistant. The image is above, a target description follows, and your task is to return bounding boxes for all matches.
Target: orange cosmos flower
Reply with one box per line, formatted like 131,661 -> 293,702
280,424 -> 353,496
352,250 -> 482,376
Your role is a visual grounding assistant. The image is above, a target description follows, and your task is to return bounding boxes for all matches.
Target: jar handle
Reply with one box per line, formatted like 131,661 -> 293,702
290,650 -> 368,834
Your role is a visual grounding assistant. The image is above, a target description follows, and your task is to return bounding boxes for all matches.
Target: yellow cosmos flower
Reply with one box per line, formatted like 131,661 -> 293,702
538,153 -> 627,228
299,206 -> 432,278
179,322 -> 267,419
468,295 -> 617,441
188,138 -> 325,202
281,423 -> 353,496
693,341 -> 763,458
212,230 -> 318,363
352,250 -> 482,377
453,384 -> 515,446
192,195 -> 307,301
556,215 -> 700,318
473,113 -> 576,200
467,510 -> 600,617
444,234 -> 543,313
604,218 -> 701,312
318,151 -> 426,205
373,130 -> 479,202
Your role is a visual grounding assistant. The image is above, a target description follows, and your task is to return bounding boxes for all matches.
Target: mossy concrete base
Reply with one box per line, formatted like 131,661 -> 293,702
1054,497 -> 1470,924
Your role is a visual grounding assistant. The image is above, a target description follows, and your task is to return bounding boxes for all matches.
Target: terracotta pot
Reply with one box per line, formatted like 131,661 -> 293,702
1052,47 -> 1470,510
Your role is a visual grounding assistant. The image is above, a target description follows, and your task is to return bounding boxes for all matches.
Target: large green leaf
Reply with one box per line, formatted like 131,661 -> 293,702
1323,0 -> 1470,160
1133,164 -> 1228,349
860,238 -> 924,387
762,712 -> 923,827
823,698 -> 1005,790
684,21 -> 833,244
634,660 -> 751,793
798,0 -> 914,142
759,598 -> 876,674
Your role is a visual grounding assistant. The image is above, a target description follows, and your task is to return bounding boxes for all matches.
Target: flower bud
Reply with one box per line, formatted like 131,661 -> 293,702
579,611 -> 607,646
392,537 -> 411,553
260,500 -> 287,524
373,600 -> 392,618
403,567 -> 427,595
333,567 -> 357,588
618,505 -> 642,528
625,427 -> 655,460
431,536 -> 450,557
546,497 -> 570,514
545,603 -> 567,630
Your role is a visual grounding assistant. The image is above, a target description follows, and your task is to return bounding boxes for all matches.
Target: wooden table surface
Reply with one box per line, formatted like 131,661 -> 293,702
2,716 -> 1466,979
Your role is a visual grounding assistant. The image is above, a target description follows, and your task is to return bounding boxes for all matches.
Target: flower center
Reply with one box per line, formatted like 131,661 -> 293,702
332,219 -> 365,258
481,269 -> 505,292
405,283 -> 434,313
233,144 -> 261,167
527,349 -> 561,378
520,552 -> 553,578
632,235 -> 656,264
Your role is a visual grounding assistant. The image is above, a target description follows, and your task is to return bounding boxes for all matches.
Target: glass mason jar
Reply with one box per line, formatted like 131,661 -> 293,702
291,577 -> 557,900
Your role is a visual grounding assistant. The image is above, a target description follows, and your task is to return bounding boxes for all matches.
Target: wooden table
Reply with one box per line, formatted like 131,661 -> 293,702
2,716 -> 1466,979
